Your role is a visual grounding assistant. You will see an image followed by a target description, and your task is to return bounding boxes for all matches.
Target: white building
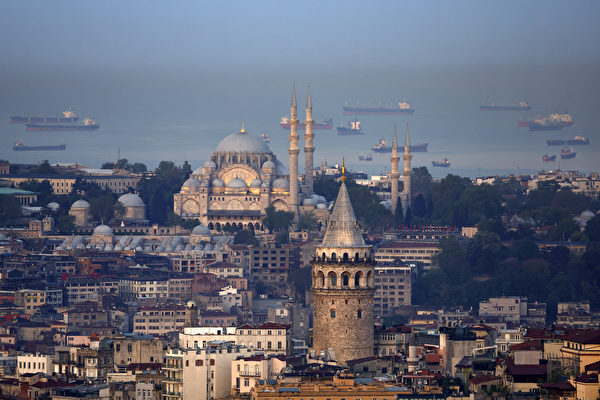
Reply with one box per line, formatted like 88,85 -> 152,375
17,354 -> 54,377
231,355 -> 286,394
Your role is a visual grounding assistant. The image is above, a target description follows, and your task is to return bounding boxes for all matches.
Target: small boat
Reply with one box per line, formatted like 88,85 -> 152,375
358,154 -> 373,161
337,120 -> 363,135
542,154 -> 556,162
560,147 -> 576,159
261,132 -> 270,143
432,158 -> 451,167
13,142 -> 66,151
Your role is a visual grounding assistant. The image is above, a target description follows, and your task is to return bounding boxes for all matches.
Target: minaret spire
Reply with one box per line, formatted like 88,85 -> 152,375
288,82 -> 300,218
390,124 -> 400,216
402,123 -> 412,216
304,83 -> 315,195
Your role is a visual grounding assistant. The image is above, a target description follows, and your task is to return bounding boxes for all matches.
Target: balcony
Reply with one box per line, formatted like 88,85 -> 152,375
239,370 -> 261,377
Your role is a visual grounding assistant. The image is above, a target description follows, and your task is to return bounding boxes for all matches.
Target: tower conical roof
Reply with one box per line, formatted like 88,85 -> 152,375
405,123 -> 410,149
319,182 -> 369,249
306,83 -> 312,109
291,81 -> 297,107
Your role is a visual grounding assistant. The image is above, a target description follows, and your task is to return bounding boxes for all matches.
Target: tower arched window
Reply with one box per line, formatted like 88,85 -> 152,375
357,310 -> 362,319
316,271 -> 325,288
327,272 -> 337,287
331,252 -> 336,261
330,310 -> 336,319
342,272 -> 350,287
355,271 -> 363,287
343,253 -> 348,261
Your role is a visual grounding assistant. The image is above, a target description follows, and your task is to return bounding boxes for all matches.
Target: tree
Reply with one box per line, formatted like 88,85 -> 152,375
261,206 -> 294,233
412,166 -> 433,194
586,215 -> 600,242
18,179 -> 54,206
56,214 -> 75,233
412,193 -> 427,218
298,211 -> 318,231
0,195 -> 21,225
89,194 -> 117,223
234,230 -> 259,246
30,160 -> 57,175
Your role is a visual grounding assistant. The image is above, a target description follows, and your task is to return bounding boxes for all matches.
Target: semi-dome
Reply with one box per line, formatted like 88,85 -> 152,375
47,202 -> 60,211
216,130 -> 271,154
303,198 -> 317,206
262,160 -> 276,171
93,224 -> 113,235
227,178 -> 248,188
250,178 -> 262,187
273,178 -> 290,188
316,203 -> 328,210
203,160 -> 217,169
71,199 -> 90,209
182,178 -> 201,189
212,178 -> 225,187
191,224 -> 211,235
118,193 -> 145,207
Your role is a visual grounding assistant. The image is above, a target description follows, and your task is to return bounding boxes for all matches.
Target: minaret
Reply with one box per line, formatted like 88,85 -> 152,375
288,82 -> 300,217
401,124 -> 412,216
311,161 -> 375,365
304,84 -> 315,195
390,125 -> 400,216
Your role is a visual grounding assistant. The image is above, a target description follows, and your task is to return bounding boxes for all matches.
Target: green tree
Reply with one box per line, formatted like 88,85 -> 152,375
234,230 -> 259,246
30,160 -> 57,175
262,206 -> 294,233
298,211 -> 319,231
17,179 -> 54,206
412,166 -> 433,194
56,214 -> 75,233
89,194 -> 117,223
0,195 -> 21,225
586,216 -> 600,242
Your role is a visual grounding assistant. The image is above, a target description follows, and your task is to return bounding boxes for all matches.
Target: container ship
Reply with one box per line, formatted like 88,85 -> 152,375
13,142 -> 66,151
480,101 -> 531,111
518,113 -> 574,131
542,154 -> 556,162
342,101 -> 415,115
547,136 -> 589,146
337,120 -> 363,135
26,118 -> 99,132
10,110 -> 79,124
432,158 -> 451,167
560,147 -> 576,159
280,116 -> 333,130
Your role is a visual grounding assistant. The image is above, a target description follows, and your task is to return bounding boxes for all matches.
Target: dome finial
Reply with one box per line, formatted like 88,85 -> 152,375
241,122 -> 245,133
341,156 -> 346,182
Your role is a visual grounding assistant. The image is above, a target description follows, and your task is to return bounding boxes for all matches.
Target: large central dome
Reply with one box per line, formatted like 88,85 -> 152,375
215,129 -> 271,154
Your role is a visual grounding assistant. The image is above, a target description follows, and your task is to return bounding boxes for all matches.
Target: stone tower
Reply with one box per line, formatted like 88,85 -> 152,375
311,166 -> 375,365
401,124 -> 412,216
288,82 -> 300,217
304,84 -> 315,195
390,125 -> 400,216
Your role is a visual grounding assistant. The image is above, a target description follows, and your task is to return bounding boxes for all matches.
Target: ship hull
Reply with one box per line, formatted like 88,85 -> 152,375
529,124 -> 563,131
480,105 -> 531,111
13,144 -> 66,151
561,153 -> 576,159
337,127 -> 363,135
280,119 -> 333,130
547,140 -> 566,146
432,162 -> 450,167
342,107 -> 415,115
542,155 -> 557,162
567,139 -> 589,145
25,123 -> 99,131
372,146 -> 393,153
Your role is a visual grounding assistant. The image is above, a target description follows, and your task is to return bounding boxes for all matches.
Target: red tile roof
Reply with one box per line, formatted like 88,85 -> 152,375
510,341 -> 543,351
538,382 -> 576,391
507,364 -> 547,376
469,375 -> 501,385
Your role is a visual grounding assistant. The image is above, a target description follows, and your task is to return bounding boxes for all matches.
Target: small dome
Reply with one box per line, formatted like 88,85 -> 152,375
71,199 -> 90,209
261,181 -> 270,188
47,202 -> 60,211
303,198 -> 317,206
93,224 -> 113,235
250,178 -> 262,187
262,160 -> 276,171
192,167 -> 203,175
118,193 -> 145,207
182,178 -> 201,189
191,225 -> 211,235
227,178 -> 247,188
212,178 -> 225,187
581,210 -> 595,219
203,160 -> 217,169
316,203 -> 328,209
273,178 -> 290,189
216,130 -> 271,153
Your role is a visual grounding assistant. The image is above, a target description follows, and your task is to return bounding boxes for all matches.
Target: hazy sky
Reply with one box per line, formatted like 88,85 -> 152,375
2,0 -> 599,72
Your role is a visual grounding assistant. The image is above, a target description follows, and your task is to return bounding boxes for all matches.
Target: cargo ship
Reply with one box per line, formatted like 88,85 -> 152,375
480,101 -> 531,111
280,116 -> 333,130
261,132 -> 270,143
542,154 -> 556,162
547,136 -> 590,146
342,101 -> 415,115
358,154 -> 373,161
13,142 -> 66,151
337,120 -> 363,135
432,158 -> 451,167
518,113 -> 574,131
371,138 -> 392,153
10,110 -> 79,124
25,118 -> 99,132
560,147 -> 576,159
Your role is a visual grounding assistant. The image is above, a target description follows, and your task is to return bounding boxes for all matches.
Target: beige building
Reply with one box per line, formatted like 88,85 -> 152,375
231,355 -> 286,394
375,241 -> 441,269
373,263 -> 411,317
14,289 -> 46,314
69,199 -> 91,227
133,303 -> 186,335
17,353 -> 54,377
4,174 -> 140,195
113,335 -> 164,371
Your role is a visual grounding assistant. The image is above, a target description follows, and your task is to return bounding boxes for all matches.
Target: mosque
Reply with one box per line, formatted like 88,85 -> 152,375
173,84 -> 331,231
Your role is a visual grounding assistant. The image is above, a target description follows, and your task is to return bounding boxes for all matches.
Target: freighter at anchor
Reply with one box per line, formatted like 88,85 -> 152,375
25,118 -> 99,131
343,100 -> 415,115
10,110 -> 79,124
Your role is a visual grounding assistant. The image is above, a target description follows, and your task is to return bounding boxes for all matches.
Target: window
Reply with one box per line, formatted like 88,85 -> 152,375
330,310 -> 336,318
357,310 -> 362,319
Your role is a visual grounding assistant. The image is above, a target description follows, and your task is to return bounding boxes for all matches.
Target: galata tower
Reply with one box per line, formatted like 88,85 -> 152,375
311,163 -> 375,365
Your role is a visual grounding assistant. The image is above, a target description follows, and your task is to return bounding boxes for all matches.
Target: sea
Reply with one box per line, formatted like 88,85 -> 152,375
1,63 -> 599,180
